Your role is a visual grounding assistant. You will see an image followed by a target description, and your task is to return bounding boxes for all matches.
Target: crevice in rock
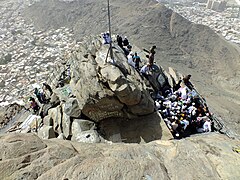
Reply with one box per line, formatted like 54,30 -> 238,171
66,135 -> 72,140
54,132 -> 59,138
59,105 -> 64,133
80,112 -> 92,121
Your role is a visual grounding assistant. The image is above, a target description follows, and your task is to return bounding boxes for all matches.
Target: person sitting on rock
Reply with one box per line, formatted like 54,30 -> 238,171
197,118 -> 211,133
133,52 -> 141,71
140,64 -> 151,80
183,74 -> 194,90
29,97 -> 40,114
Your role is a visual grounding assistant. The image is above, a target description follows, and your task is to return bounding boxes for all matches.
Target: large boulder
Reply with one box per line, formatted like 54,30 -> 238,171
39,36 -> 173,142
38,125 -> 56,139
0,103 -> 24,129
61,111 -> 72,139
71,130 -> 101,143
65,37 -> 154,122
0,133 -> 239,179
63,98 -> 81,118
47,105 -> 62,134
71,119 -> 95,134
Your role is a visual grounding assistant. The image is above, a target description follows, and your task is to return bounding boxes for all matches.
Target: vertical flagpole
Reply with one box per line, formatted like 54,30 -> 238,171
107,0 -> 114,61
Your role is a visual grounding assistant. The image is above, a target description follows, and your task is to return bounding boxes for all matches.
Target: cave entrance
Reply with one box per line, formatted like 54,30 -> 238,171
97,112 -> 172,143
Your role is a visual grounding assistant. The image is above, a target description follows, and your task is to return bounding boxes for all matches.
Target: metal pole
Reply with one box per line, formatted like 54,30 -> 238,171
107,0 -> 114,61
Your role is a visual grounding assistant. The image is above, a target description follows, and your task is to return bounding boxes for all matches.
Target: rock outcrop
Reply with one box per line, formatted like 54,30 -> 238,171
0,133 -> 239,180
0,103 -> 24,129
35,35 -> 166,143
21,0 -> 240,139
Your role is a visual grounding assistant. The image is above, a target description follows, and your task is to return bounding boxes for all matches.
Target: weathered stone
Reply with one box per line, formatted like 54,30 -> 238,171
43,115 -> 53,126
71,130 -> 101,143
128,92 -> 155,115
72,119 -> 95,135
0,103 -> 25,129
57,133 -> 66,140
98,112 -> 169,143
38,125 -> 56,139
114,83 -> 142,106
47,106 -> 62,133
63,98 -> 81,118
168,67 -> 179,83
66,38 -> 155,122
82,97 -> 124,122
41,103 -> 53,118
0,133 -> 239,180
62,112 -> 72,138
49,92 -> 60,107
0,133 -> 46,161
163,69 -> 175,87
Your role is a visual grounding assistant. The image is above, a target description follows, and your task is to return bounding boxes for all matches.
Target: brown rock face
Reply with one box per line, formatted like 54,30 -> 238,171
65,40 -> 154,121
0,103 -> 24,129
41,36 -> 158,142
0,133 -> 239,180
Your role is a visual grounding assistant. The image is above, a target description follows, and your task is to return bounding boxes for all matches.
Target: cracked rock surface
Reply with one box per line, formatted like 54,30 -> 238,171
0,133 -> 239,180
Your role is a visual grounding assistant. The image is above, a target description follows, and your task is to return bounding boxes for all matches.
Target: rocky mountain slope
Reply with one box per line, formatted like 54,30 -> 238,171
22,0 -> 240,78
22,0 -> 240,138
0,133 -> 239,180
0,1 -> 239,179
2,35 -> 175,143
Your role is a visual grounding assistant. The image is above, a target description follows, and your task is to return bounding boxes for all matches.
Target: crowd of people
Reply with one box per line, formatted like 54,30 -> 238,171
29,82 -> 53,114
116,34 -> 159,74
153,76 -> 213,139
114,34 -> 213,139
27,33 -> 214,139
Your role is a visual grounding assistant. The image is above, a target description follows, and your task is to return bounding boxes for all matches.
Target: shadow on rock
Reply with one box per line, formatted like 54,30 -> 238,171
98,112 -> 163,143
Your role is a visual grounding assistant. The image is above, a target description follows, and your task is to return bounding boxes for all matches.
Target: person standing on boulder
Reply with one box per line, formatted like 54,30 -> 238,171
133,52 -> 141,71
123,36 -> 129,46
183,74 -> 194,90
116,34 -> 123,48
143,45 -> 156,66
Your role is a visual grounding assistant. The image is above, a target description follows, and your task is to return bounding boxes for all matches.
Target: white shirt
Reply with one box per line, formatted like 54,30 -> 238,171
181,120 -> 189,130
140,65 -> 150,74
203,121 -> 211,132
127,54 -> 135,68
